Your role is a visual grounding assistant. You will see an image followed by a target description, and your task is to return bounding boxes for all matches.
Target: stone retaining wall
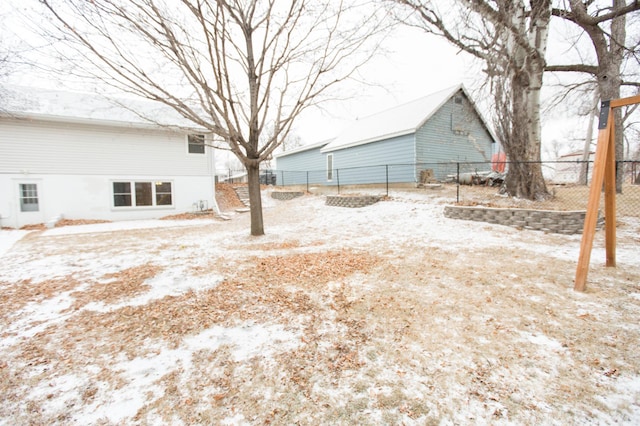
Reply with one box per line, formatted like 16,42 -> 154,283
271,191 -> 304,201
444,205 -> 596,234
326,195 -> 381,208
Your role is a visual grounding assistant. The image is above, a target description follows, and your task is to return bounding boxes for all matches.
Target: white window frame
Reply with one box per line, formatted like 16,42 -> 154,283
326,154 -> 333,181
111,180 -> 174,209
187,134 -> 206,154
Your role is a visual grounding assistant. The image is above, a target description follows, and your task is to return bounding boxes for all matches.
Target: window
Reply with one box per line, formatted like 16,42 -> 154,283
326,154 -> 333,181
113,182 -> 132,207
188,134 -> 205,154
135,182 -> 153,206
155,182 -> 172,205
20,183 -> 39,212
112,181 -> 173,208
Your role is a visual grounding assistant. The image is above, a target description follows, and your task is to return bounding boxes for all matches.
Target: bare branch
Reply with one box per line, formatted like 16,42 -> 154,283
545,64 -> 599,74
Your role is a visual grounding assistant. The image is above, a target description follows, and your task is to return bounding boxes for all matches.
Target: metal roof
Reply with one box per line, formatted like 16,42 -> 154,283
321,84 -> 465,153
0,85 -> 205,131
274,138 -> 333,158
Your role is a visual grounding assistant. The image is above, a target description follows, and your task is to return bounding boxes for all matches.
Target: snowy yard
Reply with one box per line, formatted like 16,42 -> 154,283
1,190 -> 639,425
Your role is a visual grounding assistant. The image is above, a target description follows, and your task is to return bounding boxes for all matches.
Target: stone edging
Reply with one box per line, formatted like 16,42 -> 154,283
326,195 -> 381,208
271,191 -> 304,201
443,205 -> 597,234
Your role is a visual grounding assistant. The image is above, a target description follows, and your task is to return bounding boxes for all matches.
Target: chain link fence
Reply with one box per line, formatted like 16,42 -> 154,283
228,160 -> 640,218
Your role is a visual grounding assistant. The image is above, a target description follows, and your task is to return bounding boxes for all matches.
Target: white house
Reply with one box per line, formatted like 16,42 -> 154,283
0,86 -> 216,229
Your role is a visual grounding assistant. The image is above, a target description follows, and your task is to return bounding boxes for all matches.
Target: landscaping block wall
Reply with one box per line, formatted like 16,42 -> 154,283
326,195 -> 381,208
444,205 -> 595,234
271,191 -> 304,201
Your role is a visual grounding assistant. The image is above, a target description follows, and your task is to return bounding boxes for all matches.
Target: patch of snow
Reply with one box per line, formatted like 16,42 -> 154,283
73,323 -> 300,424
42,218 -> 218,236
1,290 -> 78,348
84,269 -> 223,312
221,414 -> 248,425
520,331 -> 565,352
0,230 -> 30,258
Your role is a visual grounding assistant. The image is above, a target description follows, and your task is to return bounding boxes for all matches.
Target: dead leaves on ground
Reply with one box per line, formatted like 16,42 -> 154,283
55,219 -> 111,227
6,249 -> 380,365
160,212 -> 218,221
249,249 -> 379,288
215,183 -> 248,211
0,277 -> 82,323
69,263 -> 162,310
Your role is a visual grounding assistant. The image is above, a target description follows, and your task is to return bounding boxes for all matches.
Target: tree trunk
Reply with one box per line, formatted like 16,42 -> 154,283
599,61 -> 624,193
246,163 -> 264,236
579,93 -> 599,185
500,1 -> 550,200
502,73 -> 549,199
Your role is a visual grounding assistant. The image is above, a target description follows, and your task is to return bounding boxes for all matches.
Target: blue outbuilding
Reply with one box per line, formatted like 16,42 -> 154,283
275,84 -> 499,187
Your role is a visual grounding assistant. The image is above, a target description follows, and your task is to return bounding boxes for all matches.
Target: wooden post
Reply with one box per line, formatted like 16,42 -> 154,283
574,102 -> 612,291
574,94 -> 640,291
604,118 -> 616,267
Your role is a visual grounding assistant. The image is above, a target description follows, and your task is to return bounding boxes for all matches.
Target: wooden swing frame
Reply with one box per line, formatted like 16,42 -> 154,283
574,94 -> 640,291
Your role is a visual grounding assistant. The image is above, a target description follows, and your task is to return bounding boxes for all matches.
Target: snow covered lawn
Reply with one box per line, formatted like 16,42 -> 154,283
1,191 -> 639,425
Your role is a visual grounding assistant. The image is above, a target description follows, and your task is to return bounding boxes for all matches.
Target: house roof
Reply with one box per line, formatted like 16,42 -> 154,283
321,84 -> 471,153
0,85 -> 205,131
274,138 -> 333,158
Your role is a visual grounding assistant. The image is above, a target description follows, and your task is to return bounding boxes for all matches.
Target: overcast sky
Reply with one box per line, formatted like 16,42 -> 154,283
292,25 -> 474,144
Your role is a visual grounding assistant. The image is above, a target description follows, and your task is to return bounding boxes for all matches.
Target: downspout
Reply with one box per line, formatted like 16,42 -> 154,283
413,132 -> 418,184
208,138 -> 223,216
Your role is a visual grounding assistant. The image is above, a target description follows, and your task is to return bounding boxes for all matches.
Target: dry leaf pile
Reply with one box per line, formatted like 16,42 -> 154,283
69,263 -> 162,310
215,182 -> 247,211
55,219 -> 111,227
0,277 -> 81,323
160,211 -> 218,220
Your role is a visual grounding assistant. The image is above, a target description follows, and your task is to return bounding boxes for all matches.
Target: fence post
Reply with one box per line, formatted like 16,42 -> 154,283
585,161 -> 590,185
337,169 -> 340,194
456,162 -> 460,203
386,165 -> 389,197
281,171 -> 285,187
306,171 -> 309,193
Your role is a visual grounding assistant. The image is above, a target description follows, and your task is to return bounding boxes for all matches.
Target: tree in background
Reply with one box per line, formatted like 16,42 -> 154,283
393,0 -> 553,200
547,0 -> 640,191
0,9 -> 20,107
38,0 -> 387,235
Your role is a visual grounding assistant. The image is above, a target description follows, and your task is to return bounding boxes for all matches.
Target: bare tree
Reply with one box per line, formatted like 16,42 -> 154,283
393,0 -> 552,200
0,9 -> 17,107
37,0 -> 387,235
548,0 -> 640,191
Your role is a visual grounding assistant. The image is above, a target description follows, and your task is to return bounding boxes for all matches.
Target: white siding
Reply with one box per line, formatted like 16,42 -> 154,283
0,174 -> 214,229
0,117 -> 215,228
0,118 -> 210,176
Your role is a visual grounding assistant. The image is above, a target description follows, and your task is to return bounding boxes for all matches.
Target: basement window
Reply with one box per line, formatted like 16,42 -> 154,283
112,181 -> 173,208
